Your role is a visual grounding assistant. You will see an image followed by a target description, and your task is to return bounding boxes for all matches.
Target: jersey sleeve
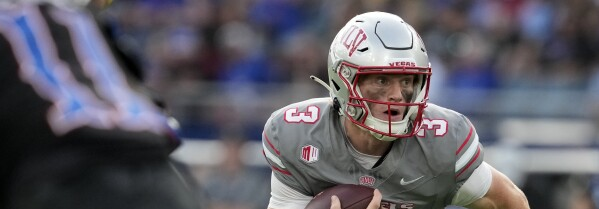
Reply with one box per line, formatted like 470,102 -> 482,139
268,172 -> 312,209
454,115 -> 484,183
261,109 -> 308,195
451,161 -> 492,206
262,111 -> 290,176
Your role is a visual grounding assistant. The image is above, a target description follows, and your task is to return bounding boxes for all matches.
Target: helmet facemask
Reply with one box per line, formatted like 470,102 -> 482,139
335,62 -> 431,141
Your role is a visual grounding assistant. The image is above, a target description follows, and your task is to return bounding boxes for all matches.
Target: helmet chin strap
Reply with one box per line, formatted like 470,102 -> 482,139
311,75 -> 345,114
310,75 -> 335,96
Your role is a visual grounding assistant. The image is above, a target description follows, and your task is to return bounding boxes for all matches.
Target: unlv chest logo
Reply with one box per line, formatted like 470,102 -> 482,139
359,175 -> 376,186
340,25 -> 367,57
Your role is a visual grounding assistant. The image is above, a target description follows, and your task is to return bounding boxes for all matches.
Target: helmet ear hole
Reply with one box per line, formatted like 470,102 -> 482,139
331,80 -> 341,91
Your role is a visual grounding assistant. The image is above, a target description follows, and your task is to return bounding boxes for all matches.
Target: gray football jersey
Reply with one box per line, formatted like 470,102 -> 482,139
262,98 -> 483,209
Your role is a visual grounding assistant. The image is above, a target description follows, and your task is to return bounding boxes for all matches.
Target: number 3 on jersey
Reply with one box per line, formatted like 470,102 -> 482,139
284,106 -> 320,124
417,119 -> 448,137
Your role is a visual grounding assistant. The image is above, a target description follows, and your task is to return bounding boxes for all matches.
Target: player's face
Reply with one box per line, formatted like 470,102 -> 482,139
358,74 -> 415,122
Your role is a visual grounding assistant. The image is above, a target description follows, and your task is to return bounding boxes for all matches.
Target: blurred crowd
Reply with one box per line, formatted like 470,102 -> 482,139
98,0 -> 599,141
97,0 -> 599,208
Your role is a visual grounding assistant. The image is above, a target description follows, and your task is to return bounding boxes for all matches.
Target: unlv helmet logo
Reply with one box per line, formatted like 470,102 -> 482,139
300,145 -> 319,163
340,25 -> 367,57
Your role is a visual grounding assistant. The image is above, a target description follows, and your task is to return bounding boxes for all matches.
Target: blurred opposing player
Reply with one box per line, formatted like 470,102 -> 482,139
0,1 -> 202,209
262,11 -> 529,209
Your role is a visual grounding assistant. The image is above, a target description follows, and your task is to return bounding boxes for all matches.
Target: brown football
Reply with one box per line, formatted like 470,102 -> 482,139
305,184 -> 375,209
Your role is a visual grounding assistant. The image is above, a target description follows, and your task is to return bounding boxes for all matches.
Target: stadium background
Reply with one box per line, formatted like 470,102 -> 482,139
98,0 -> 599,208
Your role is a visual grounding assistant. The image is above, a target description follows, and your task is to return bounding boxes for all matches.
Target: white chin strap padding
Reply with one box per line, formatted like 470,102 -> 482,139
364,113 -> 409,140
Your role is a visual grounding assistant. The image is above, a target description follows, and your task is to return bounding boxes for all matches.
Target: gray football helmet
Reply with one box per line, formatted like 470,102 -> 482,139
326,11 -> 431,141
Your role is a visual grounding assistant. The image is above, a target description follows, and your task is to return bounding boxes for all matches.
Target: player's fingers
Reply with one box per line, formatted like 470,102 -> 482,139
330,195 -> 341,209
367,189 -> 382,209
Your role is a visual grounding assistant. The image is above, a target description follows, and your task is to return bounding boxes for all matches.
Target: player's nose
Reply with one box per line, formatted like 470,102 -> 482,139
387,81 -> 404,102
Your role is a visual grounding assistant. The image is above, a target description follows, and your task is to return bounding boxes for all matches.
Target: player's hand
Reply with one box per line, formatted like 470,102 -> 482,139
330,189 -> 382,209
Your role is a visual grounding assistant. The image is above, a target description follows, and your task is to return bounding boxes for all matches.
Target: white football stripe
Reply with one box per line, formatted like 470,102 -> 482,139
263,142 -> 286,169
455,134 -> 480,172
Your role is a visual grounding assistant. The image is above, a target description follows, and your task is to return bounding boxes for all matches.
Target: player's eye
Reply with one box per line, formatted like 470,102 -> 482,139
375,76 -> 389,86
400,78 -> 412,87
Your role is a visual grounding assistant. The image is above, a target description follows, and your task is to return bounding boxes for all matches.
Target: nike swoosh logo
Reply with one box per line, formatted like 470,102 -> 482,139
400,175 -> 424,186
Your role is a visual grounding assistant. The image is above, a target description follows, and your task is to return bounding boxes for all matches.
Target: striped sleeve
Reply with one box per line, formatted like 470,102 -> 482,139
454,115 -> 484,182
263,132 -> 291,176
262,113 -> 292,176
262,111 -> 314,197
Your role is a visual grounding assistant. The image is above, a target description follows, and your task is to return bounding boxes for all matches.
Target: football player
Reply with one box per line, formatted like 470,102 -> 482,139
262,11 -> 529,209
0,1 -> 202,209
